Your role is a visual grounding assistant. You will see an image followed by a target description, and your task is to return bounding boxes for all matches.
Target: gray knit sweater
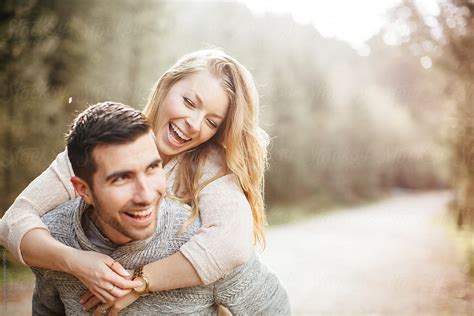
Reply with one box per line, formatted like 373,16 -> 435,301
32,198 -> 290,315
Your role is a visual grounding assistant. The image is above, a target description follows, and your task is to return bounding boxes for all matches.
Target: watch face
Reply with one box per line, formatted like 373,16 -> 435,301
134,277 -> 146,292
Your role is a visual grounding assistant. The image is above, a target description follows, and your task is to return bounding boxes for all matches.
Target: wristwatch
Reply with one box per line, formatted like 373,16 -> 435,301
132,266 -> 150,295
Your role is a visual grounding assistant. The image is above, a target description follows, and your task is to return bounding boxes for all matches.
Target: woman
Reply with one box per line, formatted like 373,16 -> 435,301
0,49 -> 268,309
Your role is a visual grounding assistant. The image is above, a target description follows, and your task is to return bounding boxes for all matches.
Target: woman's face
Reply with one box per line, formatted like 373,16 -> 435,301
155,70 -> 230,163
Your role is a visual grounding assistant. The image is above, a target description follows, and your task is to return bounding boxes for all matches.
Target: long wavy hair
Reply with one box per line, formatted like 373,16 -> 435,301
143,49 -> 268,247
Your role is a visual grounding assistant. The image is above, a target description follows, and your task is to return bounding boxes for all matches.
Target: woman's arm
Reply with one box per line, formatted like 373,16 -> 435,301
180,174 -> 254,283
82,172 -> 254,312
143,251 -> 202,291
21,228 -> 77,271
24,228 -> 139,302
143,173 -> 254,290
0,150 -> 139,302
0,150 -> 77,263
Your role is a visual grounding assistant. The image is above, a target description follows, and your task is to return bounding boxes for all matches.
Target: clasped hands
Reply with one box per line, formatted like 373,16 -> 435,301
67,250 -> 143,315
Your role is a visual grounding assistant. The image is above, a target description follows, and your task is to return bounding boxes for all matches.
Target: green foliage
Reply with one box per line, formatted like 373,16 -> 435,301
0,1 -> 451,217
385,0 -> 474,219
0,0 -> 167,214
0,247 -> 34,285
384,0 -> 474,278
0,0 -> 89,211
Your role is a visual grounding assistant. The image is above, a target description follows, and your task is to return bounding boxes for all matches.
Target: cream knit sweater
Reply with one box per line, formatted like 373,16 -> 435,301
0,146 -> 254,284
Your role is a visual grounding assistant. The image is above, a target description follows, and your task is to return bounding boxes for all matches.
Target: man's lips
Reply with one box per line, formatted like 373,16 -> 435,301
125,208 -> 153,217
123,207 -> 155,225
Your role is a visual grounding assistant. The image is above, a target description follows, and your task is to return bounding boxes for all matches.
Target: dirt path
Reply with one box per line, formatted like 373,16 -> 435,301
259,191 -> 474,315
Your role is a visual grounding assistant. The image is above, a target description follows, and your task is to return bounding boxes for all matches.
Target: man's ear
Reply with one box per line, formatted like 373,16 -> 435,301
70,176 -> 94,205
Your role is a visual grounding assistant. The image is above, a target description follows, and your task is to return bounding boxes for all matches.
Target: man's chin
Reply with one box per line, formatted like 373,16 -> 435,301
125,223 -> 157,241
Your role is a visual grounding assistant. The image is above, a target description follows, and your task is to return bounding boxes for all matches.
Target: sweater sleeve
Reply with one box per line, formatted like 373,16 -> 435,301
0,149 -> 77,264
32,268 -> 66,316
179,150 -> 254,284
214,254 -> 291,315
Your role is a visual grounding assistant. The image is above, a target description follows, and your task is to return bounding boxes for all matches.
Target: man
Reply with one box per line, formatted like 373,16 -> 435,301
32,102 -> 290,315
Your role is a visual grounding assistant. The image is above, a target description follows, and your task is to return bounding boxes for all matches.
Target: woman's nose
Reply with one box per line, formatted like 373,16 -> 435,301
185,111 -> 205,135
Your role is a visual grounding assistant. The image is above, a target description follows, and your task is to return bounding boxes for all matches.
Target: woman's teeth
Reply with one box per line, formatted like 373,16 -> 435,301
170,123 -> 191,142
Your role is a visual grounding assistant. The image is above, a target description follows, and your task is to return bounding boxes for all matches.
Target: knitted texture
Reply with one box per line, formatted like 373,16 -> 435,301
32,198 -> 290,315
1,146 -> 253,284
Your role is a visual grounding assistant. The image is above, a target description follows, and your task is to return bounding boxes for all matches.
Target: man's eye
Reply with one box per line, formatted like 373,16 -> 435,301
183,97 -> 195,108
113,175 -> 129,183
148,163 -> 160,171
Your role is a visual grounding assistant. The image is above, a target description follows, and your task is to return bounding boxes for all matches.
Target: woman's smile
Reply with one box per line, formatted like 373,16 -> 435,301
156,70 -> 229,161
169,122 -> 191,145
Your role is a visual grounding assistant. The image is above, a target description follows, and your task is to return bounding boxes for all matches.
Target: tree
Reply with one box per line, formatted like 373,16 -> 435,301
385,0 -> 474,226
0,0 -> 93,213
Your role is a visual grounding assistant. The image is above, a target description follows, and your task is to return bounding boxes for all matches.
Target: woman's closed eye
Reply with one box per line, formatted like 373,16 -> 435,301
184,96 -> 218,128
206,118 -> 217,128
183,97 -> 195,108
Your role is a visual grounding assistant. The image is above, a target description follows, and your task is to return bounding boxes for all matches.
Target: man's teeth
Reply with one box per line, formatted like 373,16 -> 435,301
127,208 -> 152,217
171,123 -> 191,141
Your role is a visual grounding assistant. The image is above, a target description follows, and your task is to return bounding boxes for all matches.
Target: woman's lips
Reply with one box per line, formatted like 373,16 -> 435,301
170,122 -> 191,141
167,123 -> 189,147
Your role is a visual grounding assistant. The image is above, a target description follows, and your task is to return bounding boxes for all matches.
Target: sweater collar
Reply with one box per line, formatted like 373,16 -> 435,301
163,155 -> 178,177
73,199 -> 156,258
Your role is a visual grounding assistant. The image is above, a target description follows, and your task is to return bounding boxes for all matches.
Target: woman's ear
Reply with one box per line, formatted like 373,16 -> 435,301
70,176 -> 94,205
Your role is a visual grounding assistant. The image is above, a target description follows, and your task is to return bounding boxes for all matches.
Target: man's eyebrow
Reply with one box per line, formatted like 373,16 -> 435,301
105,170 -> 130,182
105,158 -> 162,182
148,158 -> 162,167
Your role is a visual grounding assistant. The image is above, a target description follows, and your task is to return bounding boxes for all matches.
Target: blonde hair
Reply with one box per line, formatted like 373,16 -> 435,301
143,49 -> 268,247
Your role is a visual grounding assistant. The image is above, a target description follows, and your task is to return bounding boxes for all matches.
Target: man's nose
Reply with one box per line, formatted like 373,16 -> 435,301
133,176 -> 157,205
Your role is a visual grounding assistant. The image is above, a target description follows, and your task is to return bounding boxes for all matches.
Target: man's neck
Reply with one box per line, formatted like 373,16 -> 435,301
80,208 -> 118,255
87,208 -> 132,245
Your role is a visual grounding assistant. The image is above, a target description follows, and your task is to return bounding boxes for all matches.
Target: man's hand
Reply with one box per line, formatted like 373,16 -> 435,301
92,291 -> 141,316
65,250 -> 140,302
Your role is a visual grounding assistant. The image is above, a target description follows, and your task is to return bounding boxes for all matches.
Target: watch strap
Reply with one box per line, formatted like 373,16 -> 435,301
133,266 -> 144,279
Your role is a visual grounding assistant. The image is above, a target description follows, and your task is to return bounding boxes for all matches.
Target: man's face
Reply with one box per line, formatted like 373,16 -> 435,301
86,131 -> 166,244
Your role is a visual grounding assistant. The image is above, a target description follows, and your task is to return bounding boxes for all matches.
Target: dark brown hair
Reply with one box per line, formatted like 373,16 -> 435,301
66,101 -> 151,187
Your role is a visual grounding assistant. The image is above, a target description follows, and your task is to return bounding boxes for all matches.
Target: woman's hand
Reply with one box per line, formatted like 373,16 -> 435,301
65,249 -> 140,302
92,291 -> 141,316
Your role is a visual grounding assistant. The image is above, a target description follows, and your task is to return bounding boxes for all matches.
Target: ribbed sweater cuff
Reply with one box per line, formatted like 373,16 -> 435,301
6,219 -> 49,265
180,241 -> 223,285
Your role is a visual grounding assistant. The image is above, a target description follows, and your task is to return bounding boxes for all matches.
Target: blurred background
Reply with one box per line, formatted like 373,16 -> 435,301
1,0 -> 474,314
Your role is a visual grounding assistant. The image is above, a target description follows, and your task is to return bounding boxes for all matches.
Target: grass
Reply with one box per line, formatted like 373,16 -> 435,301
0,248 -> 35,285
454,228 -> 474,279
444,199 -> 474,280
437,213 -> 474,280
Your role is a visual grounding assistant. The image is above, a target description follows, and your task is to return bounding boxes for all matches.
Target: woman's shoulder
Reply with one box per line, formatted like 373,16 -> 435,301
199,144 -> 243,192
201,144 -> 227,176
195,144 -> 236,188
